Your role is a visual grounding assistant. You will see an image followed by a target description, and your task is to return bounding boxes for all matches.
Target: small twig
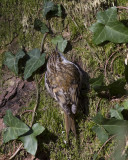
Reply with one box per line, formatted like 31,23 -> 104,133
97,135 -> 116,156
110,55 -> 121,73
9,143 -> 23,160
104,52 -> 117,78
116,6 -> 128,10
38,73 -> 45,84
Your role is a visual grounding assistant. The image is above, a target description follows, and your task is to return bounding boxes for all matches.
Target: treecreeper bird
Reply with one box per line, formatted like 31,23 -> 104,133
45,49 -> 82,141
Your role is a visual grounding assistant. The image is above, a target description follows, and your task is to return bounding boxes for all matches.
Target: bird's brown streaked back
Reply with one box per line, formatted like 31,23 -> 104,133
45,50 -> 82,141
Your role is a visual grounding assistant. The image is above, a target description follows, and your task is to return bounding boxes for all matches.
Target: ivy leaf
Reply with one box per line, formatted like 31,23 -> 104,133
90,74 -> 107,92
4,50 -> 25,75
43,1 -> 62,18
108,78 -> 126,96
122,100 -> 128,109
3,110 -> 30,143
20,123 -> 45,155
34,18 -> 49,34
93,112 -> 107,124
51,35 -> 67,52
92,125 -> 109,143
90,7 -> 128,45
24,49 -> 45,80
43,1 -> 57,17
103,119 -> 128,135
90,75 -> 126,97
93,112 -> 128,135
110,104 -> 124,120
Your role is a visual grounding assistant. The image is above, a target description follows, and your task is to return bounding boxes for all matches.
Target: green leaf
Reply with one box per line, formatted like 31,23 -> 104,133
51,35 -> 67,52
110,104 -> 124,120
90,74 -> 126,96
112,145 -> 126,160
93,112 -> 128,135
4,50 -> 25,75
43,1 -> 62,18
122,100 -> 128,109
92,125 -> 109,143
111,104 -> 124,119
90,7 -> 128,45
43,1 -> 58,17
103,119 -> 128,135
24,49 -> 45,80
93,112 -> 107,124
90,74 -> 107,92
108,78 -> 126,96
20,123 -> 45,155
34,18 -> 49,34
3,110 -> 29,143
90,75 -> 126,97
110,109 -> 123,120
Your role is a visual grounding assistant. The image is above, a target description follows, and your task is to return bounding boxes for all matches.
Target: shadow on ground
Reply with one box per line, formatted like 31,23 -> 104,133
36,128 -> 58,160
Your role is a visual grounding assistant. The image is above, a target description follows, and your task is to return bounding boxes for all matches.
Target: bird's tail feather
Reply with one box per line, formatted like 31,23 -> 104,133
64,112 -> 76,141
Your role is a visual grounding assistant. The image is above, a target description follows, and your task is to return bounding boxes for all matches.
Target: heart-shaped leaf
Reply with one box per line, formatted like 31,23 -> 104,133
92,125 -> 109,143
122,100 -> 128,109
93,112 -> 107,124
3,110 -> 30,143
90,74 -> 107,92
4,50 -> 25,75
51,35 -> 67,52
110,104 -> 124,120
108,78 -> 126,96
43,1 -> 57,17
90,7 -> 128,45
24,49 -> 45,80
20,123 -> 45,155
90,75 -> 126,96
93,112 -> 128,160
43,1 -> 62,18
93,112 -> 128,135
34,18 -> 49,34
